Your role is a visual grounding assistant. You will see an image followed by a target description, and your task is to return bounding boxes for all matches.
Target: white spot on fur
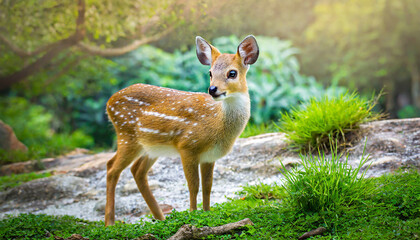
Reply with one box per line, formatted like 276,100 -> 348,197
139,127 -> 160,134
143,110 -> 187,123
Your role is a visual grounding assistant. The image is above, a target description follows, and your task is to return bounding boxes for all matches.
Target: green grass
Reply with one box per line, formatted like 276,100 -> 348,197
0,172 -> 52,191
237,182 -> 286,200
280,146 -> 375,212
277,92 -> 382,152
240,122 -> 277,138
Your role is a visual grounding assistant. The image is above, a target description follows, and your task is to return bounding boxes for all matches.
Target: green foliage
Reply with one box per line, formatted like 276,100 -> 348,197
0,97 -> 94,164
281,147 -> 375,212
397,105 -> 420,118
278,92 -> 381,152
1,170 -> 419,239
0,172 -> 52,191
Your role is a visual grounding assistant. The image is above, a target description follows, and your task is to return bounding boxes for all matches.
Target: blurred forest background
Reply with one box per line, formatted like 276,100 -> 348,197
1,0 -> 419,163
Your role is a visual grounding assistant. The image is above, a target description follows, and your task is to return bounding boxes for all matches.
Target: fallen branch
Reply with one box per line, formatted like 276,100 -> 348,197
168,218 -> 254,240
298,227 -> 327,240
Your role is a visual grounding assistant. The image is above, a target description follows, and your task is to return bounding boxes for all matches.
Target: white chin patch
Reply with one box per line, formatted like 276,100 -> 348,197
213,94 -> 226,101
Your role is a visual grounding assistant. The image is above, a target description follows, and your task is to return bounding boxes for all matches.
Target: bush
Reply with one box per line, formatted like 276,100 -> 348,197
0,97 -> 94,164
281,146 -> 375,212
397,105 -> 420,119
277,91 -> 381,152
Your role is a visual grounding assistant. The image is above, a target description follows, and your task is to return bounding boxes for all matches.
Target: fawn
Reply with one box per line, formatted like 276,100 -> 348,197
105,35 -> 259,226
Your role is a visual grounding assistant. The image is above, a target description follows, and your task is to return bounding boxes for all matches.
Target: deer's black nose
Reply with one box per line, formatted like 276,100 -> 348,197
208,86 -> 218,97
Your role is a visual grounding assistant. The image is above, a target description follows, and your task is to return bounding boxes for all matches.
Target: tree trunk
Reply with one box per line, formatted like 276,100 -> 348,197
385,78 -> 396,118
408,58 -> 420,109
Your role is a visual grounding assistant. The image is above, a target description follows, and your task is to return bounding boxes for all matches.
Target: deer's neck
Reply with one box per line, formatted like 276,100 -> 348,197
221,92 -> 251,139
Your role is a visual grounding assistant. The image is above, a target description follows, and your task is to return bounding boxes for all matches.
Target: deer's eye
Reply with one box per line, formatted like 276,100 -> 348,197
227,70 -> 237,79
209,71 -> 212,78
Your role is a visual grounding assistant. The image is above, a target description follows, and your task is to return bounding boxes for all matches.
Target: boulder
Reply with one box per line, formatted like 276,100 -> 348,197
0,175 -> 88,204
0,120 -> 27,152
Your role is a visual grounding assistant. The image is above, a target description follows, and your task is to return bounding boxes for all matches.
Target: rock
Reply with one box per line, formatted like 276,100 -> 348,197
121,180 -> 138,195
93,198 -> 106,213
0,175 -> 88,204
120,179 -> 162,195
0,160 -> 46,176
0,152 -> 113,176
0,120 -> 27,152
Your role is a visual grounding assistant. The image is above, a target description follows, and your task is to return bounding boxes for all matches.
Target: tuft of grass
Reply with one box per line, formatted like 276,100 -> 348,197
280,145 -> 375,212
240,122 -> 277,138
0,172 -> 52,191
237,182 -> 286,200
277,91 -> 382,152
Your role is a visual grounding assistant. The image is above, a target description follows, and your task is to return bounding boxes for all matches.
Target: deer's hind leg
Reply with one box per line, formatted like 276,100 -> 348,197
130,155 -> 164,220
105,143 -> 143,226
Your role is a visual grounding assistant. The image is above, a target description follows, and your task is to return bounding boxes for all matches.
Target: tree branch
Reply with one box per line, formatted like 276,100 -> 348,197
77,27 -> 174,57
298,227 -> 327,240
43,55 -> 87,87
168,218 -> 254,240
0,35 -> 79,90
0,33 -> 58,58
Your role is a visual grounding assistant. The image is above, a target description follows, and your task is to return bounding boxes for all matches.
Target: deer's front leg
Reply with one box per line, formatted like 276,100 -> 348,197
200,162 -> 215,211
180,152 -> 200,211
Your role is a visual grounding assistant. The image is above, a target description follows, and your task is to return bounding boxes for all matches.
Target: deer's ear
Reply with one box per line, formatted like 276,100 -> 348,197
196,36 -> 213,65
237,35 -> 259,65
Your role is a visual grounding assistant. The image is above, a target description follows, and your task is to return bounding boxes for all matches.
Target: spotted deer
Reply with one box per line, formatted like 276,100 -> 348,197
105,35 -> 259,226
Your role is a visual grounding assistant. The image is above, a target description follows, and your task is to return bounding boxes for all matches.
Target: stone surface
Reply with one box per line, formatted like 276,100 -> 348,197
0,175 -> 88,204
0,118 -> 418,223
0,120 -> 27,152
